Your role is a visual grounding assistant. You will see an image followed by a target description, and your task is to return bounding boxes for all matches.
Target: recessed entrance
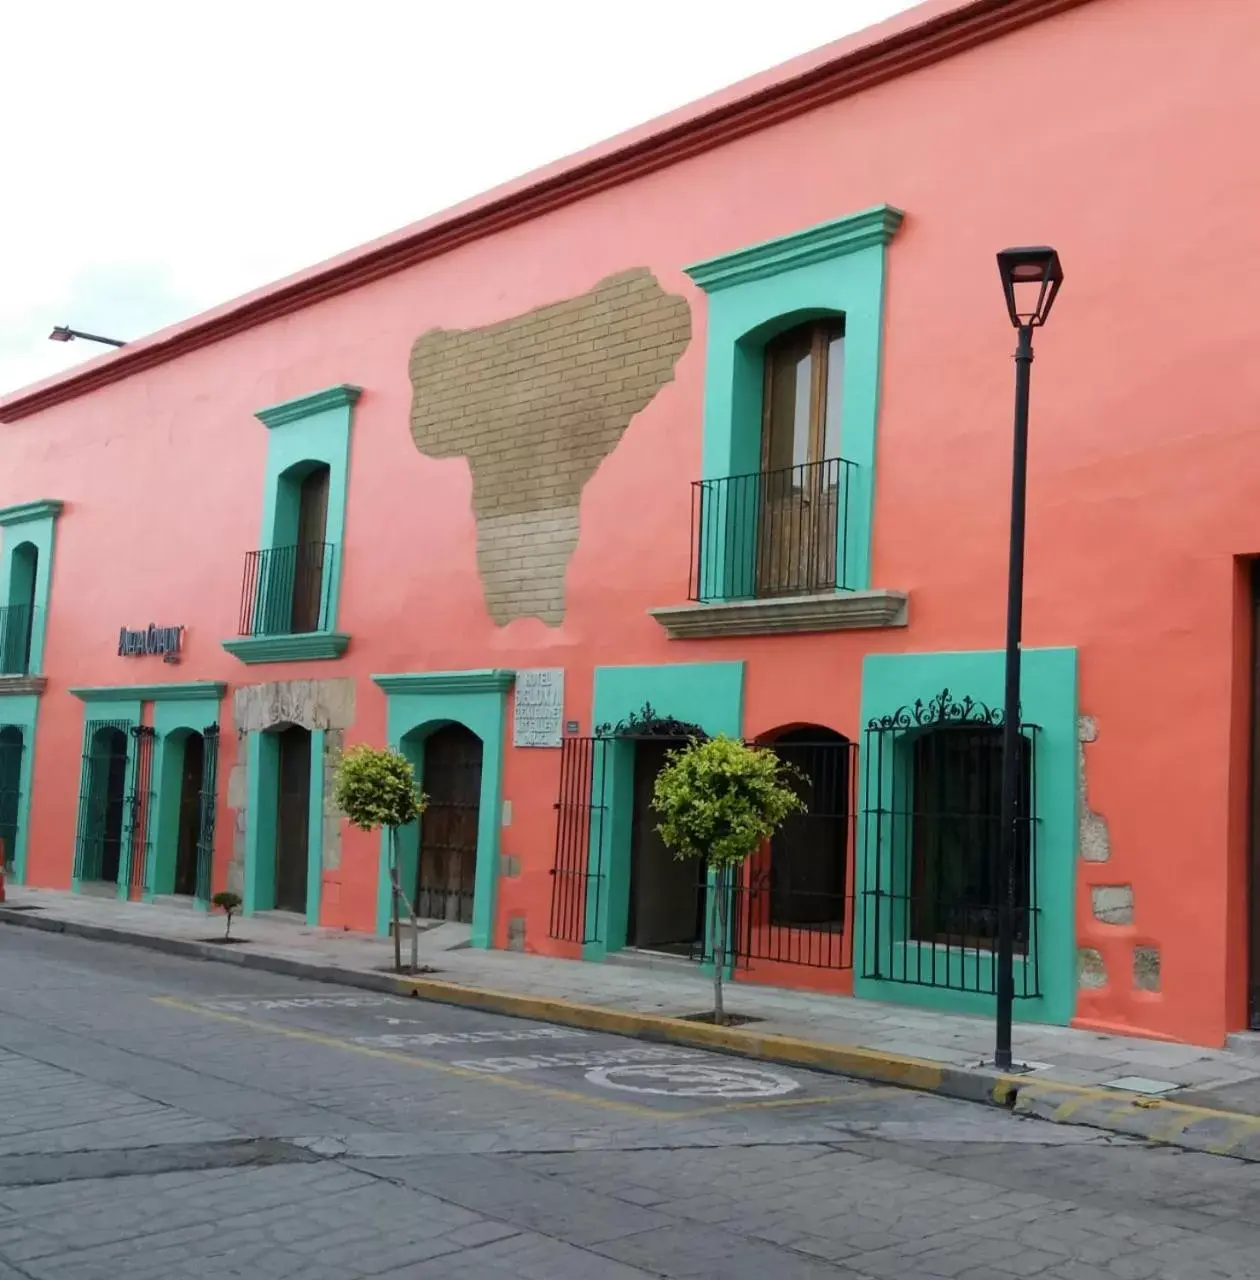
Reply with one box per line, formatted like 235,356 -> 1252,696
274,726 -> 311,914
0,726 -> 23,870
626,739 -> 706,954
173,732 -> 205,897
416,723 -> 481,924
83,726 -> 129,885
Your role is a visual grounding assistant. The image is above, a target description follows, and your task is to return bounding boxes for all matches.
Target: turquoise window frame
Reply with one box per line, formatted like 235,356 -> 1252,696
855,647 -> 1078,1025
684,206 -> 902,597
371,670 -> 514,950
222,385 -> 361,664
0,500 -> 62,677
584,661 -> 745,962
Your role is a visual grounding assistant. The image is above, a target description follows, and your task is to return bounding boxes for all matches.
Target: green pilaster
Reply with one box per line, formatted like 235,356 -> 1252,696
0,499 -> 63,676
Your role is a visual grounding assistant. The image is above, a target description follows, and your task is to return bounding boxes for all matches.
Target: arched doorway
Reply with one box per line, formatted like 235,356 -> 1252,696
0,726 -> 23,870
172,731 -> 205,897
274,725 -> 311,913
81,726 -> 129,884
417,724 -> 482,924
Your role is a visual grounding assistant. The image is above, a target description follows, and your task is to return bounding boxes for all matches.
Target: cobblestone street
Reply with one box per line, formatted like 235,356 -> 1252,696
0,929 -> 1257,1278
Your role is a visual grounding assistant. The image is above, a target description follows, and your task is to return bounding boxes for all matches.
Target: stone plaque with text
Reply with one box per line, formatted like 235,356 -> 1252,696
513,668 -> 564,748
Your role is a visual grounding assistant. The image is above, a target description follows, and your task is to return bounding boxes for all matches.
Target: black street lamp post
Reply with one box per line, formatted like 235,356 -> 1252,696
993,246 -> 1063,1072
48,326 -> 125,349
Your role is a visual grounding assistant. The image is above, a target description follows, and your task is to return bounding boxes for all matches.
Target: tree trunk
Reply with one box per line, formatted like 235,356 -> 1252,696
225,910 -> 232,941
389,826 -> 402,973
713,864 -> 727,1024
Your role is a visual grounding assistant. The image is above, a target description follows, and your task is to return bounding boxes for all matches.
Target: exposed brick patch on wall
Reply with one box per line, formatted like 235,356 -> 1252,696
409,270 -> 691,625
1078,715 -> 1110,863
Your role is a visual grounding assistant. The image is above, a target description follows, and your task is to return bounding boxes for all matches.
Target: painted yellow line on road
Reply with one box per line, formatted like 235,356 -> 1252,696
152,996 -> 884,1122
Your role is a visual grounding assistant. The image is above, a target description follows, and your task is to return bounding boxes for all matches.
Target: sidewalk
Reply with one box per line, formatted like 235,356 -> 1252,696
6,885 -> 1260,1159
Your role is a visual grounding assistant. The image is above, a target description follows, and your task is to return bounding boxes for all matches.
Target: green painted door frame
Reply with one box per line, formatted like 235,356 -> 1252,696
371,671 -> 514,950
584,662 -> 745,962
0,692 -> 40,883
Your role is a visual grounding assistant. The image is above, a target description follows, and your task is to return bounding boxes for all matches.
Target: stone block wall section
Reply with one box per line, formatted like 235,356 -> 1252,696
408,269 -> 691,626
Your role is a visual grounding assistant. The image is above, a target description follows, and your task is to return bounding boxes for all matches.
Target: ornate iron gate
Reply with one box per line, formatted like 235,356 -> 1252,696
73,720 -> 132,883
548,736 -> 610,944
195,724 -> 220,903
0,726 -> 23,871
860,689 -> 1041,997
125,726 -> 157,894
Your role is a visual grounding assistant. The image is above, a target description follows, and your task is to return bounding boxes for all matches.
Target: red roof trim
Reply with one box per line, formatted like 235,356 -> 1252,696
1,0 -> 1091,423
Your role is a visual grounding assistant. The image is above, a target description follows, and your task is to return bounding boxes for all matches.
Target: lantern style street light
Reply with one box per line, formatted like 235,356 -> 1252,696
993,246 -> 1063,1073
48,326 -> 126,348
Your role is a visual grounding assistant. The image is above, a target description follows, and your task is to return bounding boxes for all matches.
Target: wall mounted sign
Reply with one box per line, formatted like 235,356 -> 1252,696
513,668 -> 564,747
118,624 -> 184,664
565,720 -> 580,736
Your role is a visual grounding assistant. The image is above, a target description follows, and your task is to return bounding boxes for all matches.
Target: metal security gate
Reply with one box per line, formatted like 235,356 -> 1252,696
860,689 -> 1041,997
195,725 -> 220,903
549,736 -> 609,945
126,726 -> 156,894
0,726 -> 23,871
74,720 -> 132,884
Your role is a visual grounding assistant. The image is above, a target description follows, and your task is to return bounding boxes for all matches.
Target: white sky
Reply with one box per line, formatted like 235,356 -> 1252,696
0,0 -> 916,397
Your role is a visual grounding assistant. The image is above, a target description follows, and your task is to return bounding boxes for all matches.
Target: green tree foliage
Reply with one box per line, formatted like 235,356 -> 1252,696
333,744 -> 424,832
652,734 -> 806,1022
211,890 -> 241,941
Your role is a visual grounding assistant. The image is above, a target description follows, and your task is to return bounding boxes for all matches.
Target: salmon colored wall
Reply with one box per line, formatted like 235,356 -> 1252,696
4,0 -> 1260,1044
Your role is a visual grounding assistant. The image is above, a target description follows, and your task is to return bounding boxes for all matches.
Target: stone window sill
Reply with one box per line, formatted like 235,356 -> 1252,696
0,675 -> 46,695
649,589 -> 908,640
220,632 -> 350,665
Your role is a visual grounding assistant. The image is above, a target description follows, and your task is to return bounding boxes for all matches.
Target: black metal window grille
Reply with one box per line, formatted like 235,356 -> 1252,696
73,720 -> 132,884
238,541 -> 333,637
549,736 -> 610,944
126,726 -> 157,894
861,689 -> 1041,997
0,604 -> 35,676
689,457 -> 857,603
0,726 -> 24,871
194,725 -> 220,903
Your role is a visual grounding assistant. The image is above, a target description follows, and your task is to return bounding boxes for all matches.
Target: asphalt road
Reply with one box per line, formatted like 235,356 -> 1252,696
0,930 -> 1256,1278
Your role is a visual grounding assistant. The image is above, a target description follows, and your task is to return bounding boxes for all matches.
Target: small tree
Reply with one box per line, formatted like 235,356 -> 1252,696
652,735 -> 806,1023
333,744 -> 426,972
212,891 -> 241,941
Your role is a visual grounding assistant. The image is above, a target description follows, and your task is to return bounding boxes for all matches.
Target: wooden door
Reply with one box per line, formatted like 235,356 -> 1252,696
291,467 -> 330,633
417,725 -> 482,924
1250,562 -> 1260,1028
275,727 -> 311,913
757,321 -> 845,597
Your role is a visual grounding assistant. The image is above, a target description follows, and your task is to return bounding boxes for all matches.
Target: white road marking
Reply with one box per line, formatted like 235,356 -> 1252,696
202,995 -> 404,1012
355,1028 -> 589,1049
585,1061 -> 801,1099
452,1047 -> 703,1075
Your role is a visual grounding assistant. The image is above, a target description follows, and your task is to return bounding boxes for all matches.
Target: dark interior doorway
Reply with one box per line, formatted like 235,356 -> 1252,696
417,724 -> 482,924
0,726 -> 23,870
766,727 -> 850,928
275,726 -> 311,914
626,739 -> 706,954
173,733 -> 205,897
95,728 -> 129,884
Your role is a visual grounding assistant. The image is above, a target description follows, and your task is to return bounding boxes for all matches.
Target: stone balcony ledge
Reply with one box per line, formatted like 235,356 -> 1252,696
649,588 -> 908,640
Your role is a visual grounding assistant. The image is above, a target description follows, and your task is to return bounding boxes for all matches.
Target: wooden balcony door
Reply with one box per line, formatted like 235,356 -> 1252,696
291,466 -> 329,634
756,320 -> 845,598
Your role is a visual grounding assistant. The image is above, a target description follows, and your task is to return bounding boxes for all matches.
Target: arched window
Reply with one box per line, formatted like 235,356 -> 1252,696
910,724 -> 1032,951
2,542 -> 37,675
757,320 -> 847,597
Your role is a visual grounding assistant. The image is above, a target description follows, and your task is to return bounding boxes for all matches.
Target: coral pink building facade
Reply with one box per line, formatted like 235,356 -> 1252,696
3,0 -> 1259,1047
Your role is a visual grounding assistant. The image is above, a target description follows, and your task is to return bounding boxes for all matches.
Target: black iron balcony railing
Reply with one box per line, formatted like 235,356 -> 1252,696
689,456 -> 857,604
0,604 -> 36,676
238,542 -> 334,637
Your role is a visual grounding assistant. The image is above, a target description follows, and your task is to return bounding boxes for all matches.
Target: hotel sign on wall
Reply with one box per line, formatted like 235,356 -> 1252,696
118,624 -> 184,664
513,669 -> 563,748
